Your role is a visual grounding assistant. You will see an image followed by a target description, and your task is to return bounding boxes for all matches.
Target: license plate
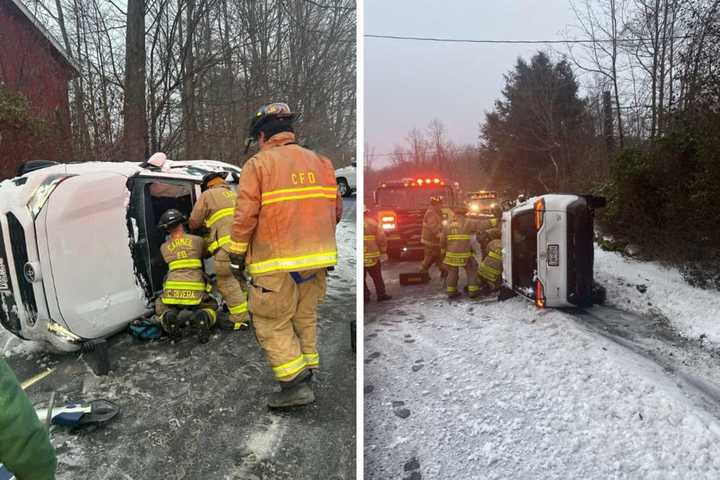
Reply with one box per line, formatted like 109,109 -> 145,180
547,244 -> 560,267
0,258 -> 8,290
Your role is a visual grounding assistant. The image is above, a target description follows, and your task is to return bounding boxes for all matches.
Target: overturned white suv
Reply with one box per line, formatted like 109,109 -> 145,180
0,159 -> 240,351
501,194 -> 606,308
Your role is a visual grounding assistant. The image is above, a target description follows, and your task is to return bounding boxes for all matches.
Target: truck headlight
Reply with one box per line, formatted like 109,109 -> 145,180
27,174 -> 75,218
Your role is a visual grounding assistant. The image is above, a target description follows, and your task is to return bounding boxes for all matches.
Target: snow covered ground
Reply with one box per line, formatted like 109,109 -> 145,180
595,248 -> 720,345
365,252 -> 720,480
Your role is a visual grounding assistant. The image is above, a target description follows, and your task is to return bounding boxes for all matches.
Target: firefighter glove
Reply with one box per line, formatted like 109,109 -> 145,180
229,254 -> 246,282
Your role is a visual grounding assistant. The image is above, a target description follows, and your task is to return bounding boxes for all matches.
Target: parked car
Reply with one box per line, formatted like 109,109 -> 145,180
0,159 -> 240,351
501,194 -> 606,308
335,162 -> 356,197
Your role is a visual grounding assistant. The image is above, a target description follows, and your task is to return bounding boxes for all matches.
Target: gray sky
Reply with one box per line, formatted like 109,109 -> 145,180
365,0 -> 579,163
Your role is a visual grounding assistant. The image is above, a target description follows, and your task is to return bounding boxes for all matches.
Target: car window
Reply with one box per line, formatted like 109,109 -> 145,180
511,210 -> 537,295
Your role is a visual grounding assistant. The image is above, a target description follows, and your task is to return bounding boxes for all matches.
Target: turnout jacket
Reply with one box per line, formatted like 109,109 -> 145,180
189,181 -> 237,255
364,216 -> 387,267
229,132 -> 340,276
421,207 -> 444,247
442,215 -> 497,267
160,233 -> 208,305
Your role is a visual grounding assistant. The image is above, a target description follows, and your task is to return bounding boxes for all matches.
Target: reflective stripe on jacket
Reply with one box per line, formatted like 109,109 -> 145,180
189,182 -> 237,254
364,217 -> 386,267
160,233 -> 207,305
442,216 -> 496,267
229,132 -> 339,276
478,239 -> 503,284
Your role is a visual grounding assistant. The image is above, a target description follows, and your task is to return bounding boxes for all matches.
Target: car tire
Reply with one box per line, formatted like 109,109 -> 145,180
591,283 -> 607,305
337,178 -> 350,197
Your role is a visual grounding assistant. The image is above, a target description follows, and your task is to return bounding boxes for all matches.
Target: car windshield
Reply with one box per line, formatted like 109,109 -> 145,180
376,185 -> 450,210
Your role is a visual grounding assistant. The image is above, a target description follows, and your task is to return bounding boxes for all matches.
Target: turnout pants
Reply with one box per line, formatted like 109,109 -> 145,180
248,269 -> 327,383
154,296 -> 219,332
421,245 -> 445,274
445,258 -> 479,296
214,250 -> 250,325
364,262 -> 387,299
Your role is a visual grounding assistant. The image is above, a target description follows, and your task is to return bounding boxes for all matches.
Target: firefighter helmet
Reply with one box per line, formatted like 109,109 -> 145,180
201,171 -> 228,191
247,102 -> 302,140
157,209 -> 187,231
487,228 -> 501,240
430,196 -> 443,205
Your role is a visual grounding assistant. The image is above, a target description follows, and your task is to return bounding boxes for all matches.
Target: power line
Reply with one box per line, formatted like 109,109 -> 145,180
365,33 -> 701,45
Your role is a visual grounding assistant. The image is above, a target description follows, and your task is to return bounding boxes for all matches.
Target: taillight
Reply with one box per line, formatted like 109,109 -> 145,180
535,279 -> 545,308
534,198 -> 545,230
378,211 -> 397,231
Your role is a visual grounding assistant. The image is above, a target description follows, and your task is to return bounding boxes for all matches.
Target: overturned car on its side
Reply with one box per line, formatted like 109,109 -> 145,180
0,159 -> 240,351
501,194 -> 606,308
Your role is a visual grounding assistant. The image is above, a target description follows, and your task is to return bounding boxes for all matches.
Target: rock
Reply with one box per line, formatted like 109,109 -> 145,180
404,457 -> 421,471
636,284 -> 647,294
624,243 -> 642,257
394,408 -> 411,419
412,364 -> 424,372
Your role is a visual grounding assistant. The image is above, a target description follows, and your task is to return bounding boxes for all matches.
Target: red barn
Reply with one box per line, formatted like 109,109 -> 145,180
0,0 -> 79,177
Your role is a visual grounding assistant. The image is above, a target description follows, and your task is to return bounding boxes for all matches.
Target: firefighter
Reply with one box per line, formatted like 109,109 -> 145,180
420,196 -> 446,277
189,171 -> 249,331
228,102 -> 340,409
441,210 -> 497,299
364,208 -> 391,302
155,209 -> 218,344
477,228 -> 504,295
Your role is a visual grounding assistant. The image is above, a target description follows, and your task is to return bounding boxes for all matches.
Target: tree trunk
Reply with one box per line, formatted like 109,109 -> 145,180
123,0 -> 147,160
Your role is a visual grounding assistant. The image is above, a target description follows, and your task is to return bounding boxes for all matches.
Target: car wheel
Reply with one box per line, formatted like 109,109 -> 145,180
337,178 -> 350,197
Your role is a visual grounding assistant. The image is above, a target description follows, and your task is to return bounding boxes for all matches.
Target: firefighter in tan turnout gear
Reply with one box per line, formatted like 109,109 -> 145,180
477,228 -> 504,295
155,209 -> 218,343
228,102 -> 341,408
364,208 -> 391,302
189,172 -> 249,330
420,196 -> 446,277
441,210 -> 497,299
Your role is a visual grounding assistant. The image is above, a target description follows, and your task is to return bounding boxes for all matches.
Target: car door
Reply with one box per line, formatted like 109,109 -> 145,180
43,172 -> 148,339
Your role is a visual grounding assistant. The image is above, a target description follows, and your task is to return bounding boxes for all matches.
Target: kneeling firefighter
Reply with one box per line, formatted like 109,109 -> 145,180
228,102 -> 341,408
189,172 -> 249,330
477,228 -> 504,294
441,210 -> 497,299
155,209 -> 218,343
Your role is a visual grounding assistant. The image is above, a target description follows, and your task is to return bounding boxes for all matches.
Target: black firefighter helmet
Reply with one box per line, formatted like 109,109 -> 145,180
201,171 -> 228,191
245,102 -> 302,152
157,209 -> 187,231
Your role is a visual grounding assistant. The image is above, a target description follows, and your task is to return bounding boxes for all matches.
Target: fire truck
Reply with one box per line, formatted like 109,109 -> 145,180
465,190 -> 500,217
370,177 -> 464,260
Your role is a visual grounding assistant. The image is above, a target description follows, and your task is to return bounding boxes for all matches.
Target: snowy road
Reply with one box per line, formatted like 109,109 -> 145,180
2,198 -> 357,480
365,254 -> 720,479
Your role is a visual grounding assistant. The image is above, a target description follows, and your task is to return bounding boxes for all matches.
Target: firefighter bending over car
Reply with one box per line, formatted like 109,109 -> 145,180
420,196 -> 446,278
155,209 -> 218,344
477,228 -> 503,295
228,102 -> 342,409
441,209 -> 497,299
364,208 -> 391,302
189,172 -> 249,331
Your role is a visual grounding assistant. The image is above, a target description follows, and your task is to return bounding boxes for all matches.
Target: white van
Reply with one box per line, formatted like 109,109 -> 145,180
501,194 -> 606,308
0,160 -> 240,351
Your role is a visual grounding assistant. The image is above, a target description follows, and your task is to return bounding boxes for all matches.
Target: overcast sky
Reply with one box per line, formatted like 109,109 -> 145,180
365,0 -> 580,163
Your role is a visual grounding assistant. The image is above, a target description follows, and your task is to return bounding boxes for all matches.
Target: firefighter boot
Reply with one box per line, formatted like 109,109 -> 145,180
160,310 -> 182,339
267,370 -> 315,409
191,310 -> 214,344
377,294 -> 393,302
